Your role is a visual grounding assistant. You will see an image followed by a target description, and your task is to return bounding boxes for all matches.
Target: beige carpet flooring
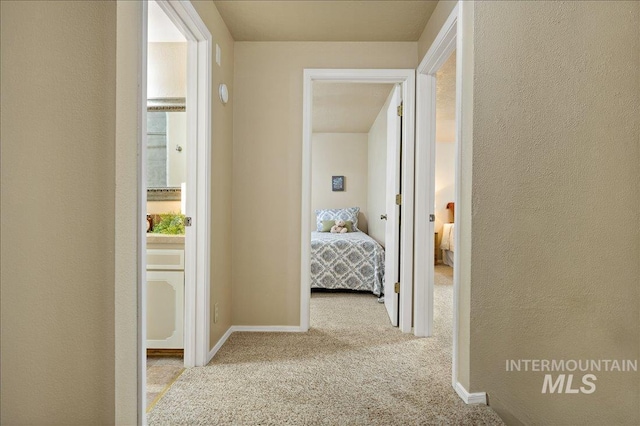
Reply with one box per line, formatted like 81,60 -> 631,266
148,266 -> 504,425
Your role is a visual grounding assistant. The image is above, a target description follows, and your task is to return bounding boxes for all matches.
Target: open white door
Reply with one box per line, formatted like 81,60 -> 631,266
383,85 -> 402,326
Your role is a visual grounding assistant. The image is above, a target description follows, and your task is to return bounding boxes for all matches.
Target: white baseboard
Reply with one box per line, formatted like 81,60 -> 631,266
231,325 -> 305,333
206,326 -> 233,364
454,381 -> 487,405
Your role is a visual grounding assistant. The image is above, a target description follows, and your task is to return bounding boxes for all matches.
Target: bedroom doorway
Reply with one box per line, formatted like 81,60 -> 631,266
308,81 -> 397,326
414,4 -> 460,341
414,2 -> 487,404
301,69 -> 416,333
426,47 -> 457,348
413,1 -> 483,405
430,48 -> 457,330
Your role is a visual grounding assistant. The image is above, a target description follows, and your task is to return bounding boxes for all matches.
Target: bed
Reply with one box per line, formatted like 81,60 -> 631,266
440,223 -> 455,266
310,231 -> 385,296
440,202 -> 455,267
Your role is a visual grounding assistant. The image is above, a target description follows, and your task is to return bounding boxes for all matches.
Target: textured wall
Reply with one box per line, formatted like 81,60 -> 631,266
1,1 -> 117,423
312,133 -> 369,233
470,1 -> 639,424
232,42 -> 417,326
190,1 -> 235,351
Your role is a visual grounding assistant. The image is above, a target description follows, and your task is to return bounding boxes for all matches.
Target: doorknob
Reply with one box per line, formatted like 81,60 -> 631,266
380,214 -> 388,220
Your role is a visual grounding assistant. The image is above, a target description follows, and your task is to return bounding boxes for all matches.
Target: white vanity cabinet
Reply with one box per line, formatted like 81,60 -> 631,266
146,247 -> 185,349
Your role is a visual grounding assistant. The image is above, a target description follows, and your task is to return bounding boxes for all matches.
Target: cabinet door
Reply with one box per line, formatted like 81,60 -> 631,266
147,271 -> 184,349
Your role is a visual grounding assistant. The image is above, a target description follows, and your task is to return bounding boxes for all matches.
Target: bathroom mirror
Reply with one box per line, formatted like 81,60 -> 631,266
147,98 -> 187,201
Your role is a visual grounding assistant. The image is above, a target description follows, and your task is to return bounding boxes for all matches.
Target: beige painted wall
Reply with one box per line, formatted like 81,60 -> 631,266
1,1 -> 117,423
232,42 -> 417,326
418,0 -> 457,60
311,133 -> 369,233
1,2 -> 234,422
367,92 -> 393,246
147,42 -> 187,99
470,1 -> 639,424
190,1 -> 235,351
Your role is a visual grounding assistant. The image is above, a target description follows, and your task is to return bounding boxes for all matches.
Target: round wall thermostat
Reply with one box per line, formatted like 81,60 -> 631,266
219,83 -> 229,104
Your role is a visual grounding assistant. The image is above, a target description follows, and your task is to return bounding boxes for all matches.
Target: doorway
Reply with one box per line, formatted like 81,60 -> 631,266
414,1 -> 485,404
145,1 -> 188,411
301,69 -> 415,333
139,0 -> 213,418
308,82 -> 398,328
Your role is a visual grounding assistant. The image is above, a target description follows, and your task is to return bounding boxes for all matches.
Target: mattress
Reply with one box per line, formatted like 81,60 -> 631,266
310,231 -> 385,296
440,223 -> 455,252
442,249 -> 454,267
440,223 -> 455,267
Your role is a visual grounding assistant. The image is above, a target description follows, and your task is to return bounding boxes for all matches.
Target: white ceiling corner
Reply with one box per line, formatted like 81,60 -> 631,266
313,83 -> 395,134
148,1 -> 187,43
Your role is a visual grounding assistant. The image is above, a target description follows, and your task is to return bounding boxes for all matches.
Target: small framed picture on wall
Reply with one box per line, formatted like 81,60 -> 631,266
332,176 -> 345,192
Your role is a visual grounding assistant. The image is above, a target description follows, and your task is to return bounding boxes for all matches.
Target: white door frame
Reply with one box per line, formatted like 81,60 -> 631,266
139,5 -> 212,417
414,3 -> 458,337
118,0 -> 211,419
140,0 -> 212,418
301,69 -> 416,333
413,1 -> 462,386
153,0 -> 213,370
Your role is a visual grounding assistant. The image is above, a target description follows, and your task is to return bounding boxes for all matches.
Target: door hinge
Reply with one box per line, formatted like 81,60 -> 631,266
429,214 -> 435,222
395,194 -> 402,205
394,282 -> 400,293
397,104 -> 403,117
185,216 -> 193,227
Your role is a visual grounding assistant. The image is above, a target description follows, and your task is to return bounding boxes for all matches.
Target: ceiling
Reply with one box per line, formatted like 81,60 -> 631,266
149,0 -> 452,135
436,51 -> 456,143
213,1 -> 438,42
313,83 -> 395,133
148,1 -> 186,43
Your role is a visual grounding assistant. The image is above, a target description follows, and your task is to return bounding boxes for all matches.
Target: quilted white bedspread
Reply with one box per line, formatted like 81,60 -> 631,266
441,223 -> 455,252
310,231 -> 385,296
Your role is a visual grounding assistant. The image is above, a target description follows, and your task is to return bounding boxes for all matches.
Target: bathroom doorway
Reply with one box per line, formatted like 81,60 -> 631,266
145,2 -> 189,411
141,0 -> 213,417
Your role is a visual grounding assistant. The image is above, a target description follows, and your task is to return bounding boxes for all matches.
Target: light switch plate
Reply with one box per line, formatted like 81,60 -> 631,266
214,303 -> 219,323
215,44 -> 221,66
